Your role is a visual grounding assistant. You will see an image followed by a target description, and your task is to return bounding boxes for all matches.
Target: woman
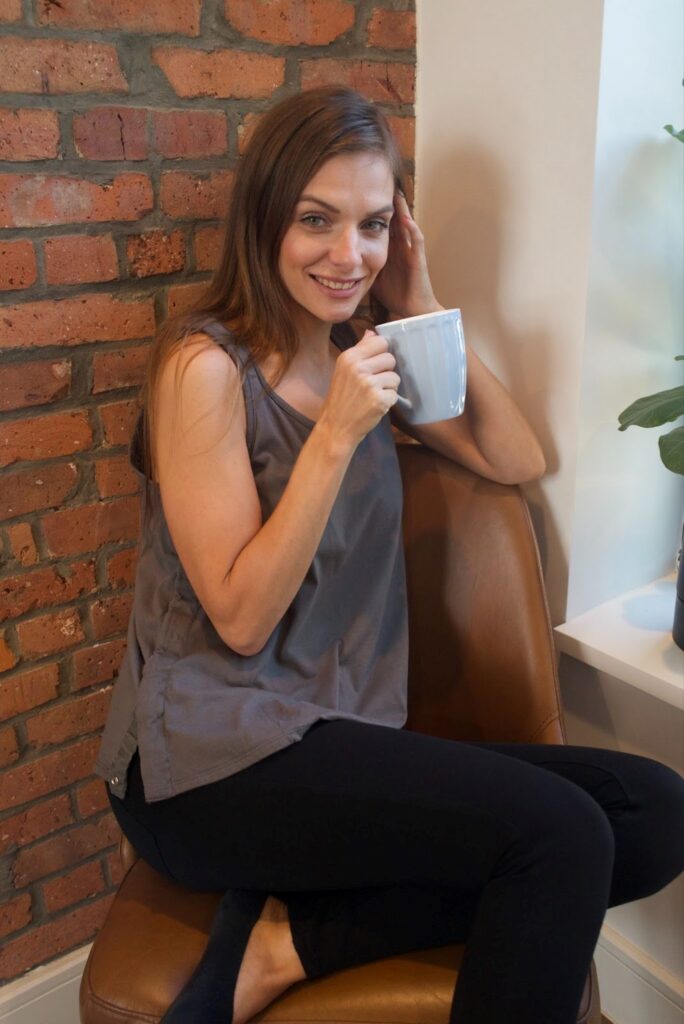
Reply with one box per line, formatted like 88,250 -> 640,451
97,87 -> 684,1024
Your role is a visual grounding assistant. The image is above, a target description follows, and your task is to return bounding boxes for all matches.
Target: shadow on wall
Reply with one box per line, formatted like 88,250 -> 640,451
421,145 -> 564,605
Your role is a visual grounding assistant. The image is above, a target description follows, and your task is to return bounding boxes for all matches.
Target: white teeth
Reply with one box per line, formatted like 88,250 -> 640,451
313,276 -> 359,291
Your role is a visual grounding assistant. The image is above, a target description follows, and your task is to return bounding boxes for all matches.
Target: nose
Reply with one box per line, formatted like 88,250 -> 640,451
329,225 -> 362,268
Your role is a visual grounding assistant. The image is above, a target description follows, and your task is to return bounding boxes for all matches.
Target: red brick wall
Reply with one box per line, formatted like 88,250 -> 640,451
0,0 -> 416,986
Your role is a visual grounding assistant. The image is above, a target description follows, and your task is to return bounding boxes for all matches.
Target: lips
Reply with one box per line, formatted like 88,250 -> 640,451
310,274 -> 364,293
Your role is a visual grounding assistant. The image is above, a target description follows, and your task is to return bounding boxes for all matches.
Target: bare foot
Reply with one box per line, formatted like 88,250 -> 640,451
232,894 -> 306,1024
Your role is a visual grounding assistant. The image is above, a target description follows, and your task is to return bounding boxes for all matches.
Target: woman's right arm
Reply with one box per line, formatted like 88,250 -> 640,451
154,332 -> 398,656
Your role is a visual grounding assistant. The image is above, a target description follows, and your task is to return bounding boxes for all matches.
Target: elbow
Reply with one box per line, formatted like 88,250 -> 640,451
216,618 -> 268,658
516,450 -> 547,484
493,449 -> 546,486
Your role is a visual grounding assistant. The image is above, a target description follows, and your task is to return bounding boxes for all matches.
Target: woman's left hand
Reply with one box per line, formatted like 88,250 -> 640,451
371,191 -> 441,319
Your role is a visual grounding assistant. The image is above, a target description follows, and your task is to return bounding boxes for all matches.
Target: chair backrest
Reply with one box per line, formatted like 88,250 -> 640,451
398,444 -> 565,746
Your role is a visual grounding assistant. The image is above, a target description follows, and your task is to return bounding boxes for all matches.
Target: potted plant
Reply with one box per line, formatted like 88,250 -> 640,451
617,124 -> 684,648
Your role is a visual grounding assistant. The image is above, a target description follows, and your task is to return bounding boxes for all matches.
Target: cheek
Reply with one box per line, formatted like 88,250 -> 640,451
369,236 -> 390,273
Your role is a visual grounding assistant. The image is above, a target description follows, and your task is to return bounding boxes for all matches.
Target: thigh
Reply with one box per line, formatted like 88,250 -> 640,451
473,740 -> 684,905
124,720 -> 610,893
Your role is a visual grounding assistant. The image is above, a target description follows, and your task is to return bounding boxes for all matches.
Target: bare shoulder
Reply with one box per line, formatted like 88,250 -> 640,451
158,332 -> 241,404
154,331 -> 247,472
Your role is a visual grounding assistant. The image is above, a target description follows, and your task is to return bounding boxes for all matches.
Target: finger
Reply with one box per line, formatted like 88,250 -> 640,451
362,351 -> 396,373
356,330 -> 389,354
374,370 -> 401,391
402,214 -> 424,248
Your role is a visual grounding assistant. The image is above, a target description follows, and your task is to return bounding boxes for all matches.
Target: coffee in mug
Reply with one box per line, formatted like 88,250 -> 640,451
375,308 -> 467,425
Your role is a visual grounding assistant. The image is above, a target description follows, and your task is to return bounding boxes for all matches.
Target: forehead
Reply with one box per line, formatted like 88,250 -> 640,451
299,152 -> 394,202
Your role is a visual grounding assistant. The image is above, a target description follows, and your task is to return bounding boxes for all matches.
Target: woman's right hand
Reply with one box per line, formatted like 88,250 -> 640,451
319,330 -> 400,447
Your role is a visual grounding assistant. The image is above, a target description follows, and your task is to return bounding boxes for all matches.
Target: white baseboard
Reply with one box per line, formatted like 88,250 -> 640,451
596,923 -> 684,1024
0,944 -> 91,1024
1,924 -> 682,1024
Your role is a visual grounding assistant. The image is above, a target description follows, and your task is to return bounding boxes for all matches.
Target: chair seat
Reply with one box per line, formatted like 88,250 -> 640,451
80,855 -> 599,1023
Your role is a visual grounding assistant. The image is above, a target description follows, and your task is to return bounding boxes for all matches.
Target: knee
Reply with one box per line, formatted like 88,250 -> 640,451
624,757 -> 684,895
507,781 -> 616,894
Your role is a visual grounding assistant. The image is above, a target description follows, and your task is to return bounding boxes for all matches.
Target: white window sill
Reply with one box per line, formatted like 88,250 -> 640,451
554,574 -> 684,710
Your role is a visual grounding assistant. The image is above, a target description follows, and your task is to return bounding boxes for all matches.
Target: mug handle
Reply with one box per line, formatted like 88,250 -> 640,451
395,393 -> 412,411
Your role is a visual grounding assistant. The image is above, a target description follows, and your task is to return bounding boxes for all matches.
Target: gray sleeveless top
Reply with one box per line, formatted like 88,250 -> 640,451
95,321 -> 408,802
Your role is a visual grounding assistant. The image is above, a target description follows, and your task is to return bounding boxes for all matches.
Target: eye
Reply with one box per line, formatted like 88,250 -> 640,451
362,219 -> 390,233
300,214 -> 327,228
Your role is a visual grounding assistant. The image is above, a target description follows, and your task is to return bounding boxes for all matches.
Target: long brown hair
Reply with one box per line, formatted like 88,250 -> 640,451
141,85 -> 406,480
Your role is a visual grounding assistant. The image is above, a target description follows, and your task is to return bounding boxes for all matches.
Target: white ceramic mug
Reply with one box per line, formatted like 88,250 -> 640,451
375,308 -> 467,425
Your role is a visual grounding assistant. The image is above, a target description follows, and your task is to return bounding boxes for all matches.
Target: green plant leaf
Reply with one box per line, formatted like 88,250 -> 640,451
664,124 -> 684,142
659,425 -> 684,475
618,386 -> 684,429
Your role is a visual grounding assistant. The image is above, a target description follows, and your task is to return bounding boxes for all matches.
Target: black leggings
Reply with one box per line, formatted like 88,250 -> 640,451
108,720 -> 684,1024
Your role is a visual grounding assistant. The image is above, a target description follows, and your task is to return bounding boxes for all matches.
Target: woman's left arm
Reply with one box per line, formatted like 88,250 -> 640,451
372,193 -> 546,485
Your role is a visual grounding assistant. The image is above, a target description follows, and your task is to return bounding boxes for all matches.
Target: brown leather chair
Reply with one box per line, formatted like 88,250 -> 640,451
80,444 -> 601,1023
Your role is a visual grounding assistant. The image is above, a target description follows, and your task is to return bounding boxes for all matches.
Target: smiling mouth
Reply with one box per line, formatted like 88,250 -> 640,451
311,275 -> 364,292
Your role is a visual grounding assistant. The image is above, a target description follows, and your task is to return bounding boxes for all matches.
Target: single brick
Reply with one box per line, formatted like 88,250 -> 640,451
0,293 -> 155,350
0,735 -> 101,813
387,115 -> 415,159
41,860 -> 105,914
0,663 -> 60,723
95,454 -> 140,498
0,358 -> 70,412
44,234 -> 118,286
91,593 -> 133,639
224,0 -> 354,45
160,170 -> 234,220
153,46 -> 284,99
41,497 -> 140,558
0,560 -> 96,623
92,345 -> 148,394
0,726 -> 20,769
367,8 -> 416,49
0,794 -> 73,855
0,109 -> 60,161
167,280 -> 209,318
300,58 -> 415,104
17,607 -> 86,659
72,637 -> 126,690
13,813 -> 119,886
126,229 -> 186,278
0,410 -> 91,467
1,463 -> 79,521
106,546 -> 137,588
194,225 -> 224,271
0,893 -> 31,941
0,38 -> 127,95
5,523 -> 40,567
106,848 -> 125,886
99,398 -> 140,447
73,107 -> 148,161
0,895 -> 114,982
38,0 -> 201,35
0,0 -> 22,23
152,109 -> 228,159
26,687 -> 111,748
0,173 -> 153,230
75,777 -> 110,818
0,239 -> 37,291
0,632 -> 18,672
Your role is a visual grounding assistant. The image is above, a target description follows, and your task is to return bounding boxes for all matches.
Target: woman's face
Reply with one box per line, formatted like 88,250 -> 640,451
278,151 -> 395,332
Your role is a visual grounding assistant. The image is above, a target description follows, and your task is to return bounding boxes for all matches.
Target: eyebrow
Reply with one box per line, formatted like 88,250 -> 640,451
298,194 -> 394,216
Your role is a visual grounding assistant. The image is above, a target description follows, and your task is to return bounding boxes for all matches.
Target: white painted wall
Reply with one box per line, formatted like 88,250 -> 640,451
566,0 -> 684,619
415,0 -> 604,624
